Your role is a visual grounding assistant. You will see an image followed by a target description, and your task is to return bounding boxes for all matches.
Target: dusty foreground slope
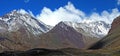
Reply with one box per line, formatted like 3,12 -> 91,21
0,48 -> 120,56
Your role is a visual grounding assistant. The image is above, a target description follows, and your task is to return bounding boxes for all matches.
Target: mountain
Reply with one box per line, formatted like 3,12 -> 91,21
0,9 -> 112,53
38,22 -> 99,49
81,20 -> 110,38
0,10 -> 50,52
0,9 -> 109,51
63,21 -> 110,38
0,10 -> 50,34
89,16 -> 120,50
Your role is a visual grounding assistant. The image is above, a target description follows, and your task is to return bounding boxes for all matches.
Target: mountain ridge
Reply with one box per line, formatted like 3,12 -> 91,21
0,9 -> 50,34
0,9 -> 113,52
38,21 -> 99,49
89,16 -> 120,50
61,21 -> 110,38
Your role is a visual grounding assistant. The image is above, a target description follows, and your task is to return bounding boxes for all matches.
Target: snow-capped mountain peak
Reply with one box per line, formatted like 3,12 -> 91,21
60,20 -> 110,38
81,20 -> 110,37
0,10 -> 50,34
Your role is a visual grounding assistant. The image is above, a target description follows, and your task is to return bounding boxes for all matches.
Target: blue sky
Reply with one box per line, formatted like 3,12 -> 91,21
1,0 -> 120,26
0,0 -> 119,16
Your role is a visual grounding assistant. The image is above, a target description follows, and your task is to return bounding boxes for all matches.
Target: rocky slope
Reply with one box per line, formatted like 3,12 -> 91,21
0,9 -> 111,52
89,16 -> 120,50
38,22 -> 99,49
108,16 -> 120,34
0,10 -> 50,52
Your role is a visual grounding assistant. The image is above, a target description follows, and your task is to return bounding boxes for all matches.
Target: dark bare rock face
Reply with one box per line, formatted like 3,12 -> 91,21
109,16 -> 120,34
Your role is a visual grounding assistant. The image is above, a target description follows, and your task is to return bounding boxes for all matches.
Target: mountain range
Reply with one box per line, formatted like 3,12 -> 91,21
0,10 -> 120,56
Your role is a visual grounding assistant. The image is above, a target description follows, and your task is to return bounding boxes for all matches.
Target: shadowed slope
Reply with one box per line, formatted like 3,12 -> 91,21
89,16 -> 120,50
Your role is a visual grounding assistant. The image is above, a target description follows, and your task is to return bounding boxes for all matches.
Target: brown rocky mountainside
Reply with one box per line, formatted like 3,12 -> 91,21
0,10 -> 100,52
38,22 -> 99,49
0,21 -> 99,53
0,10 -> 50,52
0,27 -> 42,52
1,12 -> 120,56
109,16 -> 120,34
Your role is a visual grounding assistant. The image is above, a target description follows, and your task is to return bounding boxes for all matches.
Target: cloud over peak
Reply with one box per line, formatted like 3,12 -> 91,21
86,8 -> 120,24
17,2 -> 120,26
36,2 -> 85,26
36,2 -> 120,26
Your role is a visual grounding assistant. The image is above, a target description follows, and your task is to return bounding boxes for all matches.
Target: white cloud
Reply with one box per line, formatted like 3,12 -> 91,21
117,0 -> 120,5
84,8 -> 120,24
36,2 -> 120,26
36,2 -> 85,26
